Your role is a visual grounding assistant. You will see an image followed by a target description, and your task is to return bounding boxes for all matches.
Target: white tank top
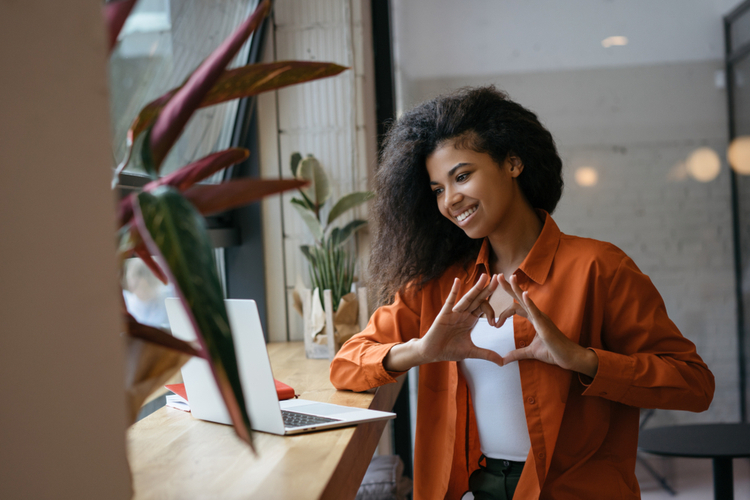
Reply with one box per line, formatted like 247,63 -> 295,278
458,318 -> 531,461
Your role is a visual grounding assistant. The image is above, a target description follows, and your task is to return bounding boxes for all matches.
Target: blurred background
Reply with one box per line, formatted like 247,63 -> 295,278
390,0 -> 749,429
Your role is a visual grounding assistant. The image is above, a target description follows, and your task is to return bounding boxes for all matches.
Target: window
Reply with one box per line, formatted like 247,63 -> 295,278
109,0 -> 259,182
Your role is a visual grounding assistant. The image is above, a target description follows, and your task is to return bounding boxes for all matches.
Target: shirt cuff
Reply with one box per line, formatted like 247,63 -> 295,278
580,348 -> 635,401
361,342 -> 407,386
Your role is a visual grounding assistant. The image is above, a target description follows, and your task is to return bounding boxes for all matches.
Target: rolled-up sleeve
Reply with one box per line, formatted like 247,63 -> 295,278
330,286 -> 423,392
581,256 -> 715,412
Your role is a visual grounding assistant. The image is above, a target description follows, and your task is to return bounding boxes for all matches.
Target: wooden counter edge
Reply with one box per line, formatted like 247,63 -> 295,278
321,375 -> 406,500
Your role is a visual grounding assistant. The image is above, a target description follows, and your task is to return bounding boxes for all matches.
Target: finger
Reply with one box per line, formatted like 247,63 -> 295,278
495,302 -> 526,328
467,274 -> 499,312
452,273 -> 488,312
497,273 -> 519,303
478,301 -> 495,326
440,278 -> 461,314
468,346 -> 504,367
503,346 -> 533,365
521,291 -> 544,322
507,274 -> 527,306
523,292 -> 546,318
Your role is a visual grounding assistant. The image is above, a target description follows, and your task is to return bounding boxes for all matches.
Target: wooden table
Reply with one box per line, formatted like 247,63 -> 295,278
128,342 -> 404,500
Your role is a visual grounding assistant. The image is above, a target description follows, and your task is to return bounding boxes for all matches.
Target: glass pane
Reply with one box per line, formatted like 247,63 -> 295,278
109,0 -> 258,181
731,8 -> 750,54
733,54 -> 750,414
735,56 -> 750,137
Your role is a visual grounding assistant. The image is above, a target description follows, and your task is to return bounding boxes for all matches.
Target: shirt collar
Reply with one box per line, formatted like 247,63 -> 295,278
469,210 -> 561,285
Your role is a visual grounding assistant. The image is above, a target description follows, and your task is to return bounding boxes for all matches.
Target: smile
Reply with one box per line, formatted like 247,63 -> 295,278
456,206 -> 477,222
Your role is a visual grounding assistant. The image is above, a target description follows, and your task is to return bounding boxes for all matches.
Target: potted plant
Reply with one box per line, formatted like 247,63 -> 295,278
289,153 -> 373,358
106,0 -> 346,446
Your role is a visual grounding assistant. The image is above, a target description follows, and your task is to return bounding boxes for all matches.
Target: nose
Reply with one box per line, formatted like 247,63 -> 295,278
443,184 -> 462,211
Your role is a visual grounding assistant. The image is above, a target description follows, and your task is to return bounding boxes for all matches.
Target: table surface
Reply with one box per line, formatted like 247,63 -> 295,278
127,341 -> 403,500
638,423 -> 750,459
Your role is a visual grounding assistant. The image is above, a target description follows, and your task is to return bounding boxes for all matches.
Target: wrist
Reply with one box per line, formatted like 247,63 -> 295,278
576,347 -> 599,378
384,338 -> 425,372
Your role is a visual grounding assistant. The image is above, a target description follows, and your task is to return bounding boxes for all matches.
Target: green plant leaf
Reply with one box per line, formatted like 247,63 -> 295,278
328,227 -> 341,247
133,186 -> 253,446
326,191 -> 374,226
296,155 -> 330,207
290,152 -> 302,177
334,219 -> 368,247
291,196 -> 315,212
291,201 -> 324,241
300,245 -> 316,265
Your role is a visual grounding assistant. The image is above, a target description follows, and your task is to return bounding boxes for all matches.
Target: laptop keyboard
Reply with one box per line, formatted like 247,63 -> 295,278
282,410 -> 340,429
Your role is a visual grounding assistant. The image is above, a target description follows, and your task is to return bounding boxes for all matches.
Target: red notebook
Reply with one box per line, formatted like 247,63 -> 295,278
165,380 -> 296,402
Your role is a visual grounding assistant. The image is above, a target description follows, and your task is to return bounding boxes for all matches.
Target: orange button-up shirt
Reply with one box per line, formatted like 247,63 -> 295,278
330,212 -> 714,500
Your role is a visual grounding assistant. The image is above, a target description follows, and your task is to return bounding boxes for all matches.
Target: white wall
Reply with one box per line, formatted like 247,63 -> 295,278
259,0 -> 378,341
392,1 -> 745,424
0,1 -> 132,498
393,0 -> 742,81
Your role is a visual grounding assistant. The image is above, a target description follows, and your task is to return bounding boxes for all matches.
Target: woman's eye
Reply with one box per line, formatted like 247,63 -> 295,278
456,173 -> 469,182
432,188 -> 443,196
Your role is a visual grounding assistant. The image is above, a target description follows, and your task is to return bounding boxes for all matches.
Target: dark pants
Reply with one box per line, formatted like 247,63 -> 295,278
468,455 -> 525,500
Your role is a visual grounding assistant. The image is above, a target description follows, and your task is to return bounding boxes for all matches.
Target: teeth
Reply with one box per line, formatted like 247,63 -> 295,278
456,206 -> 477,222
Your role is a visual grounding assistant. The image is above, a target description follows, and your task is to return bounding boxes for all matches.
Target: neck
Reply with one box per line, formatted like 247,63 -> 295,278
487,204 -> 543,276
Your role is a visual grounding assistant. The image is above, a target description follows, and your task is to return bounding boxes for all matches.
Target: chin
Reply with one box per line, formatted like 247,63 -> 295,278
457,226 -> 487,240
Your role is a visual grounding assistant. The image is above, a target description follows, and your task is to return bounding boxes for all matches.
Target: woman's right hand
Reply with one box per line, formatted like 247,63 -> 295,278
383,274 -> 504,372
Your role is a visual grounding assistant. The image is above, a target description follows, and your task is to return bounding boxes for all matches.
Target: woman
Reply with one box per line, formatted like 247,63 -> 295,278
329,86 -> 714,500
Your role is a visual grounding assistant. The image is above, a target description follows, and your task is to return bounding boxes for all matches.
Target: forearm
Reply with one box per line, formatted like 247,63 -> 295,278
582,349 -> 714,411
383,338 -> 426,372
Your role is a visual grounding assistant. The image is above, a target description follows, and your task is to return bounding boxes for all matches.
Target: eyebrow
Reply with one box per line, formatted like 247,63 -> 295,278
429,163 -> 470,185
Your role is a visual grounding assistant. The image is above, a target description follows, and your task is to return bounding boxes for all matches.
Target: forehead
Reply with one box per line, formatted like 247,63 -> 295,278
426,142 -> 499,178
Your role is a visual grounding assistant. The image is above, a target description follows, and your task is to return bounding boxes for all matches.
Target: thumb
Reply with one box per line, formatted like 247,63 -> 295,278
468,346 -> 505,367
503,346 -> 532,366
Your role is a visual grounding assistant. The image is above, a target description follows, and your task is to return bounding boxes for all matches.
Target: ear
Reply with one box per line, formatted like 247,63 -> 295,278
507,155 -> 524,177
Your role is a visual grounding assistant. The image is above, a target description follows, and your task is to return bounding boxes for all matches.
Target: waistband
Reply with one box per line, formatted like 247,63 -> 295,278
481,455 -> 525,474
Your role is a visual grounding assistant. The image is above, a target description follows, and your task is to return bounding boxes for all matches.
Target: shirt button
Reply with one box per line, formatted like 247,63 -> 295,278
599,391 -> 608,396
538,451 -> 545,460
527,396 -> 536,405
518,340 -> 526,347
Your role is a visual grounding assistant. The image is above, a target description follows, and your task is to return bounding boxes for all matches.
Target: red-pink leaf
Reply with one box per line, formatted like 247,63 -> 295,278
184,178 -> 308,216
148,0 -> 271,170
117,148 -> 250,227
125,313 -> 205,359
117,61 -> 346,176
103,0 -> 137,54
133,241 -> 169,285
148,148 -> 249,192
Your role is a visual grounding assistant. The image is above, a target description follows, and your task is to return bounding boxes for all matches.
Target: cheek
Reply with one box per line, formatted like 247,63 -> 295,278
435,199 -> 452,221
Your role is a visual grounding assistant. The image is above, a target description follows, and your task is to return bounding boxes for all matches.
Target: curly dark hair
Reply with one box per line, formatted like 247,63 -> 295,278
369,86 -> 564,305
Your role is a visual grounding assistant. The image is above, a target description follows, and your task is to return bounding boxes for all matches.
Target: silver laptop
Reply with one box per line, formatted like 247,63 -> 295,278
165,298 -> 395,435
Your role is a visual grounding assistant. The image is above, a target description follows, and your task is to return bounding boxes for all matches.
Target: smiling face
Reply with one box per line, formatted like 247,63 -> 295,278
426,140 -> 528,240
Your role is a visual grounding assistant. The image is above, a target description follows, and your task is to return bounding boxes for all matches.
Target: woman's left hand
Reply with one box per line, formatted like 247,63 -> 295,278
496,274 -> 599,378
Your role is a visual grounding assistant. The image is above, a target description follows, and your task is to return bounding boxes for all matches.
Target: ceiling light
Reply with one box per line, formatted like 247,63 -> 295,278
574,167 -> 599,187
686,147 -> 721,182
728,136 -> 750,175
602,36 -> 628,48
